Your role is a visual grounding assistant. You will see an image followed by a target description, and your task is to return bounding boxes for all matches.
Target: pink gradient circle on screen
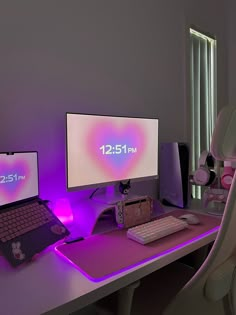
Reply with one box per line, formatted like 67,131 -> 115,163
86,121 -> 146,179
0,160 -> 30,204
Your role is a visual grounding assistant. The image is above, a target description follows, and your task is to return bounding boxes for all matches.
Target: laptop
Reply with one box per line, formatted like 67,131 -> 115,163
0,151 -> 70,267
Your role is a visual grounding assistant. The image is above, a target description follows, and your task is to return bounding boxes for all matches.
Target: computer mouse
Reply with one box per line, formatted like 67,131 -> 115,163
178,213 -> 200,225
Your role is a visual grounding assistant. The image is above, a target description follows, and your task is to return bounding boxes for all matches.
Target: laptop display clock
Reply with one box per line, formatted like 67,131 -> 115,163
0,151 -> 70,267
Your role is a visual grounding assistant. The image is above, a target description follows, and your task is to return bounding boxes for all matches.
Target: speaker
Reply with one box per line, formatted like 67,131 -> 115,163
159,142 -> 189,208
193,150 -> 216,186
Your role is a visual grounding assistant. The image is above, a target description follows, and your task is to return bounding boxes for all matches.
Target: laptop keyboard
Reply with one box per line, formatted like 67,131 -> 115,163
0,202 -> 54,243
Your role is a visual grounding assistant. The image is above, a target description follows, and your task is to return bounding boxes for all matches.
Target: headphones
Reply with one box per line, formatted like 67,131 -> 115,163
193,150 -> 216,186
221,161 -> 235,190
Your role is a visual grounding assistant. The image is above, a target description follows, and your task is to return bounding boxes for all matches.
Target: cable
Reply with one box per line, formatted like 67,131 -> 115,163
89,187 -> 100,199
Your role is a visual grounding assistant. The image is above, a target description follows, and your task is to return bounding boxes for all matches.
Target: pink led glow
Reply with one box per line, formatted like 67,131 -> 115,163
53,198 -> 73,224
55,226 -> 219,282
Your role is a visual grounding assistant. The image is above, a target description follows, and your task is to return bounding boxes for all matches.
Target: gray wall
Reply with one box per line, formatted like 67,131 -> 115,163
228,0 -> 236,106
0,1 -> 227,207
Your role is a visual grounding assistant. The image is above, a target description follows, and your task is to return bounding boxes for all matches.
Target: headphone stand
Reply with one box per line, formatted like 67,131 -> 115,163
202,186 -> 228,216
206,203 -> 225,216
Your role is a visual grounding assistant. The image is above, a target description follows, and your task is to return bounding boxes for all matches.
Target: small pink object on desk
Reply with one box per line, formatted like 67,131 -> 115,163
56,210 -> 221,281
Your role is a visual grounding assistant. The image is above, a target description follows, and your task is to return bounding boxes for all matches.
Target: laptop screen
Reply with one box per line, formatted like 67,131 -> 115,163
0,152 -> 39,207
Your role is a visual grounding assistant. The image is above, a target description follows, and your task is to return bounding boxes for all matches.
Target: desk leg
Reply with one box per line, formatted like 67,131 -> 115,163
117,280 -> 140,315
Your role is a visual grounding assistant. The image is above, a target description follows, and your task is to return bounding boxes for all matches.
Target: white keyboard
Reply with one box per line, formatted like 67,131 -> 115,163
127,216 -> 188,245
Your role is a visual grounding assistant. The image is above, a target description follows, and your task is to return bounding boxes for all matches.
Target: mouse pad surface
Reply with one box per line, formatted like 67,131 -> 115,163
56,210 -> 221,281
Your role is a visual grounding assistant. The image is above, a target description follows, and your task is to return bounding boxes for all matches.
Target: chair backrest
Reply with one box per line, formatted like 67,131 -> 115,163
209,106 -> 236,267
164,106 -> 236,315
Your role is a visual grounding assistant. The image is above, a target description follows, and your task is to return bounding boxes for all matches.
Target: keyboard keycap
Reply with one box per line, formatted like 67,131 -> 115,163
0,202 -> 54,242
127,216 -> 188,245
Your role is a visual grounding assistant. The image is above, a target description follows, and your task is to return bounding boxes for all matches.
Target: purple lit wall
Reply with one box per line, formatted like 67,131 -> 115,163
0,1 -> 227,222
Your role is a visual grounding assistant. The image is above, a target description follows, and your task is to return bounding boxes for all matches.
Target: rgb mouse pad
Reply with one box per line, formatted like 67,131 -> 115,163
56,210 -> 221,282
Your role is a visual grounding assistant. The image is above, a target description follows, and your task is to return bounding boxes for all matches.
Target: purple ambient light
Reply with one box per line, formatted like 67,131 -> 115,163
55,226 -> 219,283
53,198 -> 73,224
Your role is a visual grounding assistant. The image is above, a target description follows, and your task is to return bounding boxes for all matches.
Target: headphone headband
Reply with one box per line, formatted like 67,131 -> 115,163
194,150 -> 216,186
198,150 -> 214,168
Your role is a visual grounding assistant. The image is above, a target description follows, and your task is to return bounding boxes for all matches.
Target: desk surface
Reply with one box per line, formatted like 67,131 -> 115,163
0,207 -> 221,315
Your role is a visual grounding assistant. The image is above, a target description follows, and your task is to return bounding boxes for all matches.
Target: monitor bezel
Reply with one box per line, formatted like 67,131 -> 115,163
0,151 -> 39,209
66,112 -> 158,192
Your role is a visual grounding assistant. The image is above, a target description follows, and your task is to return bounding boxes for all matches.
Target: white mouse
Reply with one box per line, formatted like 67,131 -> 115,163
178,213 -> 200,225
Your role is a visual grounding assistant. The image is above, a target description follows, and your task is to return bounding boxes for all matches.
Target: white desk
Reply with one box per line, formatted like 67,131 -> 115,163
0,207 -> 220,315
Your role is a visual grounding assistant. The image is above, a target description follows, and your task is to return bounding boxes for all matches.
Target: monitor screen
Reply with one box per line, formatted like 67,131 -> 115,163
66,113 -> 158,191
0,151 -> 39,207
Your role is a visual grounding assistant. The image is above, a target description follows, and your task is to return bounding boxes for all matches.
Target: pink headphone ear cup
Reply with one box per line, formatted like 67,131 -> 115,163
194,151 -> 216,186
221,167 -> 235,189
193,166 -> 210,185
193,167 -> 216,186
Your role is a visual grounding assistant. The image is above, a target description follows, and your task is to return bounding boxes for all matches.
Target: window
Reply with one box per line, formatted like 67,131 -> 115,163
190,28 -> 217,199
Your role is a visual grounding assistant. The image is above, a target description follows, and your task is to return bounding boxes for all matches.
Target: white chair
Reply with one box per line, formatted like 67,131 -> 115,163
131,106 -> 236,315
74,106 -> 236,315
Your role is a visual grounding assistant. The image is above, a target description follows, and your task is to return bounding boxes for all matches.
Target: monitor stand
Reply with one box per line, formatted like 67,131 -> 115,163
92,185 -> 136,205
72,186 -> 147,237
71,198 -> 116,237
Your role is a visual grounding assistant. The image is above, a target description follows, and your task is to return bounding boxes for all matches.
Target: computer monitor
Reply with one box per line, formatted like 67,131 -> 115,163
66,113 -> 158,194
0,151 -> 39,207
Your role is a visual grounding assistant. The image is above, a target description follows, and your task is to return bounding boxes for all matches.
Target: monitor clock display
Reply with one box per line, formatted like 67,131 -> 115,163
66,113 -> 158,191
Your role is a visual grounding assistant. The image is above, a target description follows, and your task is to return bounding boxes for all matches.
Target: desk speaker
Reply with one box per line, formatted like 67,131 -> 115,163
159,142 -> 189,208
